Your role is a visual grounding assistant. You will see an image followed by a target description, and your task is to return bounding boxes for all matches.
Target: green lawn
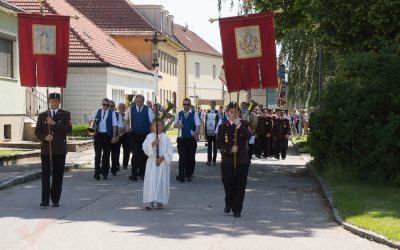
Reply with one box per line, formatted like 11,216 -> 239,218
0,150 -> 25,155
325,176 -> 400,241
291,135 -> 310,154
166,128 -> 178,137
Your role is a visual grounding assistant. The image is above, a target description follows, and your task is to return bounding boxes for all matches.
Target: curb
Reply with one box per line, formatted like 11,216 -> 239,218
306,163 -> 400,249
291,139 -> 400,249
0,162 -> 89,191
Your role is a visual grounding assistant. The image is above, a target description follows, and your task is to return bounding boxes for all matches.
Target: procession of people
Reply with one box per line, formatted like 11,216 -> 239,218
36,92 -> 293,217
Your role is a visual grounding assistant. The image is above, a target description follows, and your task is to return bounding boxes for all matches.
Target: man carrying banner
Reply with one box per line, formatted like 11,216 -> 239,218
35,93 -> 72,208
216,102 -> 250,218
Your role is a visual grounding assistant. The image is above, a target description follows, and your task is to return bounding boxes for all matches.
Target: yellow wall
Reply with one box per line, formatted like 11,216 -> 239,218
111,36 -> 180,109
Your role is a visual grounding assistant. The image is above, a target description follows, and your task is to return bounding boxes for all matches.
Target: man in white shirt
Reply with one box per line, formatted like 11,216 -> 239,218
124,95 -> 154,181
90,98 -> 118,180
174,98 -> 201,182
109,100 -> 125,175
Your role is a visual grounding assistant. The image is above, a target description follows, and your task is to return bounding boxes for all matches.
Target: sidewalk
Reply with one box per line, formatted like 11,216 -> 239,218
0,149 -> 94,190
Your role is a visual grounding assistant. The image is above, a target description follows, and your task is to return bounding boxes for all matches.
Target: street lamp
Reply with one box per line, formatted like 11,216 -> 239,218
144,32 -> 166,158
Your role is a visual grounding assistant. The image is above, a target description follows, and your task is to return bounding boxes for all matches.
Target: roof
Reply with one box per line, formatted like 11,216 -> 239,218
173,23 -> 222,57
0,0 -> 24,12
64,0 -> 156,36
7,0 -> 152,75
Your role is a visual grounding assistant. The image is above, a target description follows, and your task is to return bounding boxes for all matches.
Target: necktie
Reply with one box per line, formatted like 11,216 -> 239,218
102,111 -> 105,119
52,111 -> 56,118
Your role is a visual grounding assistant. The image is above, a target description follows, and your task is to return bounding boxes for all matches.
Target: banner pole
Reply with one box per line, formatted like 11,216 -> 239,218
46,87 -> 53,171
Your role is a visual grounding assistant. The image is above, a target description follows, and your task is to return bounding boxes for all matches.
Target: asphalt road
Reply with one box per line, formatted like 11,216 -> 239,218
0,146 -> 389,250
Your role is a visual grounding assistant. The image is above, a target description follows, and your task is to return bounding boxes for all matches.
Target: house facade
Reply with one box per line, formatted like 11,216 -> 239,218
65,0 -> 184,110
174,24 -> 224,110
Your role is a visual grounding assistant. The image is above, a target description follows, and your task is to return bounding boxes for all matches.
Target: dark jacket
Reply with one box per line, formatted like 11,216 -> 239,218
35,109 -> 72,155
273,117 -> 291,138
216,120 -> 250,165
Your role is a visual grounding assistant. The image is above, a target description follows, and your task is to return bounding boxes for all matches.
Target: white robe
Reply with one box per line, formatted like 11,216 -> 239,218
142,133 -> 173,205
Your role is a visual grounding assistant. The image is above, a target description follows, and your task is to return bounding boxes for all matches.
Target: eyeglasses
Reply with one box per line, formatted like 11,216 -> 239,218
102,103 -> 109,107
183,103 -> 190,106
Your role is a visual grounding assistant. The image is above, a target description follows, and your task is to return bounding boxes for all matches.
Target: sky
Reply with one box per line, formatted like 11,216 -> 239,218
131,0 -> 239,53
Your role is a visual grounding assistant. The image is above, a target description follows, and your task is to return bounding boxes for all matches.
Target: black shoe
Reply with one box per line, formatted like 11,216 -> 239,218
206,162 -> 211,166
233,212 -> 241,218
40,202 -> 49,208
131,176 -> 138,181
103,175 -> 108,180
213,162 -> 217,166
186,177 -> 192,182
52,203 -> 59,207
224,207 -> 231,213
176,175 -> 184,183
123,166 -> 127,170
111,172 -> 116,176
94,174 -> 100,180
140,175 -> 144,180
255,154 -> 262,158
282,157 -> 286,160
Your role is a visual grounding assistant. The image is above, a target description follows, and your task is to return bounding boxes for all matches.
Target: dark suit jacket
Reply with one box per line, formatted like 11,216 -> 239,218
216,120 -> 250,165
35,109 -> 72,156
273,117 -> 291,138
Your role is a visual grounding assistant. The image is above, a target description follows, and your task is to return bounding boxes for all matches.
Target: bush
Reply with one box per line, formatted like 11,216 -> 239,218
69,123 -> 89,137
309,46 -> 400,184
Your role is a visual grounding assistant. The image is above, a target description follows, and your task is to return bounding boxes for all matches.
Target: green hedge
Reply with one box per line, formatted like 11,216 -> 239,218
69,123 -> 89,137
309,47 -> 400,184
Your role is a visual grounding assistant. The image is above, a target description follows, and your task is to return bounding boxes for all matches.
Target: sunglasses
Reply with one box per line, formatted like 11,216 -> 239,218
102,103 -> 109,106
183,103 -> 191,106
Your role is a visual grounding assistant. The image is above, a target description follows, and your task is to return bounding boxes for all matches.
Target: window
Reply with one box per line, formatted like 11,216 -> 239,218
0,37 -> 13,78
112,89 -> 124,106
213,65 -> 217,80
195,62 -> 200,79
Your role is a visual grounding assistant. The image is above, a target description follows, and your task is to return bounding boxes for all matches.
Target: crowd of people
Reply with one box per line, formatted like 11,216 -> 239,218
35,92 -> 298,218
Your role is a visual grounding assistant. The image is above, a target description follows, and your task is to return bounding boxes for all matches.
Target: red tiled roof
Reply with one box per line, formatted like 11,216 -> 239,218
8,0 -> 152,75
0,0 -> 24,12
64,0 -> 156,36
174,23 -> 221,57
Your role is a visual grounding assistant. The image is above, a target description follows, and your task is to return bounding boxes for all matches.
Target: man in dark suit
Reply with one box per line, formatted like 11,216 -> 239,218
35,92 -> 72,208
216,102 -> 250,218
274,109 -> 291,160
205,100 -> 221,166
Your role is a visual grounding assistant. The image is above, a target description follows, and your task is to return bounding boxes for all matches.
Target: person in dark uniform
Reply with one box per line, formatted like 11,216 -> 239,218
90,98 -> 118,180
216,102 -> 250,218
109,100 -> 124,175
205,100 -> 221,166
274,109 -> 291,160
265,109 -> 274,158
35,92 -> 72,208
174,98 -> 201,182
254,109 -> 268,158
270,109 -> 279,159
117,103 -> 130,170
124,95 -> 154,181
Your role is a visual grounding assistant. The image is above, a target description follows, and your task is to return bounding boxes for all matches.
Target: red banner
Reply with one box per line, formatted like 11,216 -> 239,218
219,12 -> 277,92
18,13 -> 70,87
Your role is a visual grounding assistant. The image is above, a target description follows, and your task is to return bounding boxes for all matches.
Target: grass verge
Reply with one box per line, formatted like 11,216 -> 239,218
291,135 -> 310,154
322,166 -> 400,241
0,150 -> 25,155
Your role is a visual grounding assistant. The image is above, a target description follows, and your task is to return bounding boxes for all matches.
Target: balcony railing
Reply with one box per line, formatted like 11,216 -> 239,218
25,88 -> 48,121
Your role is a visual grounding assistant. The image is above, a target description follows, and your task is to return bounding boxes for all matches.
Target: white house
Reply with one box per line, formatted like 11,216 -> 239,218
174,23 -> 224,110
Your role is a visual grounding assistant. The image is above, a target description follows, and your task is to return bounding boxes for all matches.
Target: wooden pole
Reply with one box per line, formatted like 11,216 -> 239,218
46,87 -> 53,170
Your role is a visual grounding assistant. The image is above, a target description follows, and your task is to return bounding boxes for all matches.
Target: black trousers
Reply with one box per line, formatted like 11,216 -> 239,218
221,163 -> 249,214
130,131 -> 148,178
206,135 -> 217,163
120,133 -> 131,167
177,137 -> 197,179
94,133 -> 111,177
110,141 -> 121,174
275,137 -> 288,159
270,137 -> 277,157
254,136 -> 267,157
41,154 -> 66,204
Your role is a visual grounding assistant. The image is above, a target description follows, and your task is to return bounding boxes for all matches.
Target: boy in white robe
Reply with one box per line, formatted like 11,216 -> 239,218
142,118 -> 173,210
